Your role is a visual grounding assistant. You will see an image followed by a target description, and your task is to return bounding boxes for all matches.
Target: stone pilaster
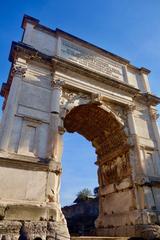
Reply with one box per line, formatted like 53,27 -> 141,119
45,78 -> 69,239
126,104 -> 143,211
150,107 -> 160,151
127,104 -> 143,174
0,64 -> 27,151
46,79 -> 65,204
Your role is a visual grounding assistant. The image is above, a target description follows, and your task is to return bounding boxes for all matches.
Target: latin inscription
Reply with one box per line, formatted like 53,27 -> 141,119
60,39 -> 124,81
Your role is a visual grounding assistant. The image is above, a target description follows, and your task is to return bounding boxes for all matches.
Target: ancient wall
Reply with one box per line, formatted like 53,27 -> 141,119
0,15 -> 160,240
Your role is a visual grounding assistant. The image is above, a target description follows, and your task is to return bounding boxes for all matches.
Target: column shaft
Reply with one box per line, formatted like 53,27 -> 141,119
0,65 -> 26,151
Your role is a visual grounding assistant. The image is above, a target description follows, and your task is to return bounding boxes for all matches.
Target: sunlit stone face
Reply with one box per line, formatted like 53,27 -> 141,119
0,15 -> 160,240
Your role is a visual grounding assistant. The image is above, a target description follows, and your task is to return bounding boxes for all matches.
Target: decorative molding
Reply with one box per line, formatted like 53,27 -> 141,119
91,93 -> 103,105
12,64 -> 27,77
99,152 -> 131,186
101,101 -> 128,125
135,175 -> 160,186
51,78 -> 65,89
126,104 -> 136,113
60,88 -> 91,114
0,153 -> 49,171
150,109 -> 160,120
58,126 -> 65,135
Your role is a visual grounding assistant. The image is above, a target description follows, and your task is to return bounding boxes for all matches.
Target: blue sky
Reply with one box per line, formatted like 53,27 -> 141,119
0,0 -> 160,206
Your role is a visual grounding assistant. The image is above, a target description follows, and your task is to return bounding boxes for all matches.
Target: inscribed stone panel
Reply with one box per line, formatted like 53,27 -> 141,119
59,38 -> 124,82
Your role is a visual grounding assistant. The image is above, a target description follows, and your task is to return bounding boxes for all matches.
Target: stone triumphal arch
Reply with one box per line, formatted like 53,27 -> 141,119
0,15 -> 160,240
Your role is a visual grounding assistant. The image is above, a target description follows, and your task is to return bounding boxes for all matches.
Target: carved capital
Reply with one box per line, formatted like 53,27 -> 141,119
91,93 -> 103,105
52,165 -> 62,175
126,104 -> 136,113
51,79 -> 65,89
60,89 -> 91,111
58,126 -> 65,135
134,175 -> 150,186
12,64 -> 27,77
150,109 -> 159,120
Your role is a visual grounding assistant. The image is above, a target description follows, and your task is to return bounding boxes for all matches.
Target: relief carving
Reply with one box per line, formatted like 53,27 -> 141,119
12,64 -> 27,77
150,108 -> 159,120
95,128 -> 128,157
102,101 -> 128,125
51,79 -> 65,89
60,89 -> 91,116
99,152 -> 131,185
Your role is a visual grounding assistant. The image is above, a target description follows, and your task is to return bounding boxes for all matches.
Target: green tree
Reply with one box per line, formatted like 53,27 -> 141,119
74,188 -> 92,203
93,187 -> 99,197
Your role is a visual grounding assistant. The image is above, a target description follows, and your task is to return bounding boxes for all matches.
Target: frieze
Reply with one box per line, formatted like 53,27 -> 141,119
99,152 -> 131,185
102,101 -> 128,124
60,89 -> 91,112
150,108 -> 160,120
12,64 -> 27,77
59,38 -> 124,81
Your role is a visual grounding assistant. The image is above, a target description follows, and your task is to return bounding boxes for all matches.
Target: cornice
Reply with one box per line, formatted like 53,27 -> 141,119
8,42 -> 140,95
21,15 -> 39,29
21,15 -> 151,73
3,41 -> 160,107
134,92 -> 160,106
0,153 -> 49,171
53,56 -> 140,96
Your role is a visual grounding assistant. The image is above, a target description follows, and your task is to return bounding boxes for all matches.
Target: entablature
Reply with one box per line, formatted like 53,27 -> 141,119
1,41 -> 160,112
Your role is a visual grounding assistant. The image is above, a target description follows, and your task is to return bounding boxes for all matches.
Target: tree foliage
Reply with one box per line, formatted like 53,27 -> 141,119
74,188 -> 92,203
93,187 -> 99,197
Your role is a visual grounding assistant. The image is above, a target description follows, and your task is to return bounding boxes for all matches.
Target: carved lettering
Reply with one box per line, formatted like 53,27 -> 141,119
60,39 -> 124,81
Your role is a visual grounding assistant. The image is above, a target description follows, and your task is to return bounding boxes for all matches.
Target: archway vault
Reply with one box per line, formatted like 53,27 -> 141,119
63,103 -> 132,232
64,103 -> 129,158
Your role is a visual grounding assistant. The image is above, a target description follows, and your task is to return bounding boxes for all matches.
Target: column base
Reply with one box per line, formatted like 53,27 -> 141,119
0,220 -> 70,240
96,224 -> 160,240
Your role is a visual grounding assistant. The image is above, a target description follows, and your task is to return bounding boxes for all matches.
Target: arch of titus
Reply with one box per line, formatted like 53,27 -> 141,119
0,15 -> 160,240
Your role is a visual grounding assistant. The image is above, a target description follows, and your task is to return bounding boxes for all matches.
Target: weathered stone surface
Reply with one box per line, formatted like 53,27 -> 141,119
0,15 -> 160,240
0,220 -> 69,240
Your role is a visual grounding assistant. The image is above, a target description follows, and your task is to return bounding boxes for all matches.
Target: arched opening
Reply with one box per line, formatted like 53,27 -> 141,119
62,103 -> 130,236
61,132 -> 98,236
61,132 -> 98,206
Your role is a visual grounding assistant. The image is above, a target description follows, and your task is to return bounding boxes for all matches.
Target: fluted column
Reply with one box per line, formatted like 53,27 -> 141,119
47,79 -> 65,159
46,79 -> 65,206
0,64 -> 26,151
149,107 -> 160,151
127,104 -> 144,174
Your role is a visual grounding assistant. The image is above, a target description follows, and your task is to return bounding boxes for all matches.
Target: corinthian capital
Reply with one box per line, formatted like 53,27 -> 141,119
12,64 -> 27,77
51,79 -> 65,89
127,104 -> 136,113
150,109 -> 159,120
